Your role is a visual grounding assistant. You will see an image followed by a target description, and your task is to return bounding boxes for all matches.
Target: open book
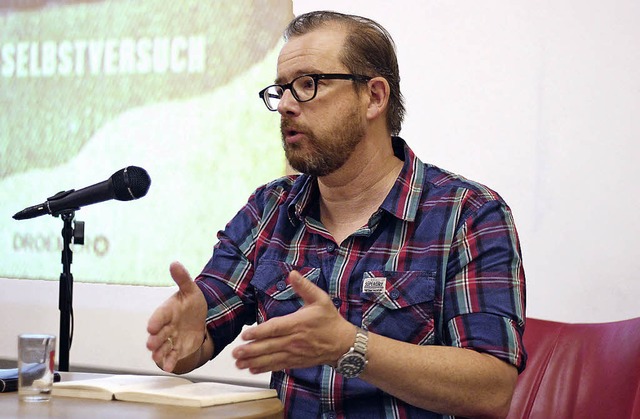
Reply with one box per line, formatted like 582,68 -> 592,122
52,374 -> 278,408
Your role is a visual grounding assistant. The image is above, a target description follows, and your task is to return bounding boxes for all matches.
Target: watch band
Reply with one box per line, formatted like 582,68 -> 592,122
352,327 -> 368,355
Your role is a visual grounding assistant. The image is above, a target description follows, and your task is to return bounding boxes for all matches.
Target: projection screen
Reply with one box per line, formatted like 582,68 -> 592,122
0,0 -> 293,286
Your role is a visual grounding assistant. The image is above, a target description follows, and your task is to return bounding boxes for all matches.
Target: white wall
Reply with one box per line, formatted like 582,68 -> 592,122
294,0 -> 639,323
0,277 -> 270,385
2,0 -> 639,383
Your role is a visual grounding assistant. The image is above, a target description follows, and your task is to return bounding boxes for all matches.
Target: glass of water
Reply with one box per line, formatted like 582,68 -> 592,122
18,334 -> 56,402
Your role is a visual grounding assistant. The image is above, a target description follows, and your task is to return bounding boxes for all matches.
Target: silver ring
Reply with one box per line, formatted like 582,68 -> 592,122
167,336 -> 174,351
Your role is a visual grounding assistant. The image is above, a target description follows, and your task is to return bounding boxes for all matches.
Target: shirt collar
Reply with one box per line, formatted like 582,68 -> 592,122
380,136 -> 425,222
287,136 -> 425,225
287,174 -> 316,226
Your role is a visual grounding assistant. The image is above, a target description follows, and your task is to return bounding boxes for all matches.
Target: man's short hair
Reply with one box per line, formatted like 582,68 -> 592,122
284,11 -> 405,136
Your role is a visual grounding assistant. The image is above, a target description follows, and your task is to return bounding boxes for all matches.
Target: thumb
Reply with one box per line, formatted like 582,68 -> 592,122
169,261 -> 195,292
289,270 -> 324,306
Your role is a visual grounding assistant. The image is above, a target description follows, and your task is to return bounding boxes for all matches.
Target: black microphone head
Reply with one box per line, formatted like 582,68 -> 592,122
111,166 -> 151,201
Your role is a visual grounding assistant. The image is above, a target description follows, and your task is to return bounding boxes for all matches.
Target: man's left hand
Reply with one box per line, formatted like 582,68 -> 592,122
232,270 -> 356,374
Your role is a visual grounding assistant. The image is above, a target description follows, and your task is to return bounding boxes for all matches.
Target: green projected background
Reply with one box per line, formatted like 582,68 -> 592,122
0,0 -> 293,286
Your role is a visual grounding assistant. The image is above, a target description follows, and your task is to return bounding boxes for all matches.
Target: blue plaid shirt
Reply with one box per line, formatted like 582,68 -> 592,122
196,137 -> 526,418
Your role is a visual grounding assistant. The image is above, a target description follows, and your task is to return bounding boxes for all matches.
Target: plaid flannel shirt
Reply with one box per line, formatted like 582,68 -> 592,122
196,137 -> 526,418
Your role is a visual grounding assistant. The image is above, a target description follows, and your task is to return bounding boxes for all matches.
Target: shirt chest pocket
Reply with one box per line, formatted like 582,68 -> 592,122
361,270 -> 437,345
250,260 -> 320,322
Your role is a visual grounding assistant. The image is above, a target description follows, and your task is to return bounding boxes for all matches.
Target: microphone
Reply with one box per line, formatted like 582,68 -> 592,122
12,166 -> 151,220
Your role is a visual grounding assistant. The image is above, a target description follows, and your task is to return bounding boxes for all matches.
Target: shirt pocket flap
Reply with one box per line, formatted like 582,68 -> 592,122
252,260 -> 320,301
361,270 -> 436,310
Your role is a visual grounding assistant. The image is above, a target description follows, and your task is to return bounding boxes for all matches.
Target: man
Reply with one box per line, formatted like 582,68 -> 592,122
147,11 -> 526,418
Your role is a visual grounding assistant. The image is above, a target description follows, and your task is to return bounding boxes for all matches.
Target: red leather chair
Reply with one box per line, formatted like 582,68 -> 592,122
507,317 -> 640,418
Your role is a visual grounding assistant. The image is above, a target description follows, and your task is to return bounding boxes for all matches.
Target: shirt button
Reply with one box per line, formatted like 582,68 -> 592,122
276,280 -> 287,291
326,242 -> 336,253
332,297 -> 342,308
389,289 -> 400,300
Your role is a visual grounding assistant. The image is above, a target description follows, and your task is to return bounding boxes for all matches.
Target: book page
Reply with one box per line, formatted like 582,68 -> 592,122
115,381 -> 278,407
52,375 -> 192,400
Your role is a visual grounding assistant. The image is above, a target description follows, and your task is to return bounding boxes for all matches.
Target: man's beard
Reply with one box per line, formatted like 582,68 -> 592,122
281,108 -> 365,177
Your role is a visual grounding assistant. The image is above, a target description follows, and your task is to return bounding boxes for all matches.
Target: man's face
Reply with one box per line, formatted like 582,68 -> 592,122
276,26 -> 367,177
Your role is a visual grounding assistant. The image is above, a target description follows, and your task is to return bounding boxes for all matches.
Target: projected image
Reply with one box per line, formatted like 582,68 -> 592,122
0,0 -> 293,285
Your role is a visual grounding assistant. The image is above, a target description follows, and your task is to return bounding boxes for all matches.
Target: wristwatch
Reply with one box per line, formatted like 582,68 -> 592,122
335,327 -> 368,378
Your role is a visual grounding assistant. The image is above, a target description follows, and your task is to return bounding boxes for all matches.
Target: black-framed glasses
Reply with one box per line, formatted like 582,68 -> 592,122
258,73 -> 372,111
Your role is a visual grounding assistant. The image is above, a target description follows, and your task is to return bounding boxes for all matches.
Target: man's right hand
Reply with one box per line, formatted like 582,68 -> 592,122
146,261 -> 208,373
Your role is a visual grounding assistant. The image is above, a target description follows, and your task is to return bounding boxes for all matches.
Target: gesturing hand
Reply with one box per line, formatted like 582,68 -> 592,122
146,261 -> 207,373
232,270 -> 356,374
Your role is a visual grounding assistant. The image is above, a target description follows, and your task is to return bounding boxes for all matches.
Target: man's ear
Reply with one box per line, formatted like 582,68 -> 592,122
365,77 -> 390,121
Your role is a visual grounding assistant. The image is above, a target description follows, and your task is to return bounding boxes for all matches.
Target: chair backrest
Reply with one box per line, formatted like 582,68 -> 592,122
507,317 -> 640,418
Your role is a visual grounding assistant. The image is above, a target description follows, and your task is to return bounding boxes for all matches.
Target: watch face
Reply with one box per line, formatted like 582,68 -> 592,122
337,353 -> 366,378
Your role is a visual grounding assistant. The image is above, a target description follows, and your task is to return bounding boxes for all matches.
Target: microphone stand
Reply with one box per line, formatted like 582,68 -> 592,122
57,210 -> 84,371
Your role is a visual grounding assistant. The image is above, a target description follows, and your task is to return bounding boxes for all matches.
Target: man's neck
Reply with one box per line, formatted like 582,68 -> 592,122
317,136 -> 402,244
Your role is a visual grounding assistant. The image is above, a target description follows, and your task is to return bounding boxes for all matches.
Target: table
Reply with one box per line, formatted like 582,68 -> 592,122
0,372 -> 284,419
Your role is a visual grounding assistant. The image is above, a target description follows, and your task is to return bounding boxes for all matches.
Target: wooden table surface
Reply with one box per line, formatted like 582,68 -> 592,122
0,372 -> 284,419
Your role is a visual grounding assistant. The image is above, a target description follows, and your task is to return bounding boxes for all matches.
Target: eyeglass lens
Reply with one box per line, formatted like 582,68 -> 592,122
264,75 -> 316,110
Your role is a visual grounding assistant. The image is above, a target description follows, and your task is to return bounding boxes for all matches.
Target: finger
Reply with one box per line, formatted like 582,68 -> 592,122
235,351 -> 285,372
148,261 -> 194,336
151,335 -> 181,371
151,336 -> 172,363
233,332 -> 286,360
241,314 -> 293,341
146,305 -> 171,335
233,338 -> 285,369
236,350 -> 308,374
147,261 -> 191,335
146,328 -> 173,351
161,346 -> 179,373
169,261 -> 196,292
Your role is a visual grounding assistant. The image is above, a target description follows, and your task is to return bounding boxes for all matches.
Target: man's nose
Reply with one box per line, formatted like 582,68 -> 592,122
277,88 -> 300,115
